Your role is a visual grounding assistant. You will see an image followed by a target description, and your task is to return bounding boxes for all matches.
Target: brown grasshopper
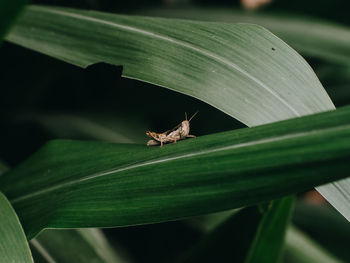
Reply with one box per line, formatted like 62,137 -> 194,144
146,112 -> 198,147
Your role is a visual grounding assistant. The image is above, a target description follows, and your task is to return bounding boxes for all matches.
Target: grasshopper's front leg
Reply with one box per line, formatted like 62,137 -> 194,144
186,135 -> 196,138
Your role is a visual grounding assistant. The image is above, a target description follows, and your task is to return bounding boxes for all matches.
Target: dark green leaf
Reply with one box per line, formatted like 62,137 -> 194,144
0,192 -> 33,263
293,201 -> 350,261
0,163 -> 33,262
184,202 -> 342,263
6,5 -> 334,127
180,197 -> 294,263
282,226 -> 343,263
0,0 -> 27,43
181,205 -> 266,263
245,196 -> 295,263
1,105 -> 350,239
139,7 -> 350,66
31,229 -> 128,263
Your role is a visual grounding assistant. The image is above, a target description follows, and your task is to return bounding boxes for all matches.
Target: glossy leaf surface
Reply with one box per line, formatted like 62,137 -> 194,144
1,105 -> 350,239
6,5 -> 334,127
140,7 -> 350,66
0,192 -> 33,263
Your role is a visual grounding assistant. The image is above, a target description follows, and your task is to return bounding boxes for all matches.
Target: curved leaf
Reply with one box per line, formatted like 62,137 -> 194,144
0,192 -> 33,263
139,7 -> 350,66
1,105 -> 350,239
0,164 -> 33,262
180,197 -> 294,263
181,206 -> 266,263
31,229 -> 128,263
6,5 -> 334,127
283,226 -> 344,263
245,197 -> 295,263
0,0 -> 27,43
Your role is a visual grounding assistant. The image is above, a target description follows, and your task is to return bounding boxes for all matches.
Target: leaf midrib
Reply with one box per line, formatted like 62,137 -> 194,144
10,124 -> 348,205
28,5 -> 300,116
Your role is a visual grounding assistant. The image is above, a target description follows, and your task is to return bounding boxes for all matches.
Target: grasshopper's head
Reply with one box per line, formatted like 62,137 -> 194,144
180,120 -> 190,137
180,111 -> 198,137
146,131 -> 154,138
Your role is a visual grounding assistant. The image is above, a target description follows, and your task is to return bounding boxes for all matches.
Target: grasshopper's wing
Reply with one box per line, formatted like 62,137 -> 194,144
164,123 -> 181,135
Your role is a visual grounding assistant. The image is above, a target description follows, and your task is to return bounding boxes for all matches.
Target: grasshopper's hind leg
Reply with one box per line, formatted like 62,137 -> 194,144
147,139 -> 159,146
186,135 -> 196,138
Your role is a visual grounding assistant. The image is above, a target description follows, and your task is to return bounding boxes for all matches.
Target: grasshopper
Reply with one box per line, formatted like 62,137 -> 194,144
146,112 -> 198,147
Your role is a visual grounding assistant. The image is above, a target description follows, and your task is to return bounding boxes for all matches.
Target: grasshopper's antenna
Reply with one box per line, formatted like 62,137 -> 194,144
189,111 -> 198,122
185,112 -> 188,120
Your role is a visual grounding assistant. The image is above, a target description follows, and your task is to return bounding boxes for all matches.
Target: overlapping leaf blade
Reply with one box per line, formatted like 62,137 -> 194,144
180,197 -> 294,263
0,164 -> 33,263
0,191 -> 33,263
6,5 -> 334,127
1,105 -> 350,239
0,0 -> 27,42
283,226 -> 343,263
139,7 -> 350,66
245,197 -> 295,263
31,229 -> 128,263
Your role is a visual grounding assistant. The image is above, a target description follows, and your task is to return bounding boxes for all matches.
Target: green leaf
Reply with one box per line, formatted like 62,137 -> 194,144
0,161 -> 9,175
6,5 -> 334,127
0,192 -> 34,263
0,163 -> 33,262
30,229 -> 128,263
1,105 -> 350,239
180,206 -> 267,263
0,0 -> 27,43
180,197 -> 294,263
139,7 -> 350,66
245,196 -> 295,263
282,226 -> 343,263
292,202 -> 350,261
316,180 -> 350,222
25,112 -> 146,143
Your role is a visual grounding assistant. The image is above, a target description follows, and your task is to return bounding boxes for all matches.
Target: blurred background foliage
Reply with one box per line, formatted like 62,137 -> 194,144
1,0 -> 350,262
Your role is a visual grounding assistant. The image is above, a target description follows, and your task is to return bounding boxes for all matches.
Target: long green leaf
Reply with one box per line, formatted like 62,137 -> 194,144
180,206 -> 266,263
0,192 -> 33,263
0,163 -> 33,262
6,5 -> 334,127
139,7 -> 350,66
0,0 -> 27,42
245,196 -> 295,263
184,203 -> 343,263
293,202 -> 350,261
1,105 -> 350,239
30,229 -> 128,263
283,226 -> 344,263
26,112 -> 147,143
180,197 -> 294,263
